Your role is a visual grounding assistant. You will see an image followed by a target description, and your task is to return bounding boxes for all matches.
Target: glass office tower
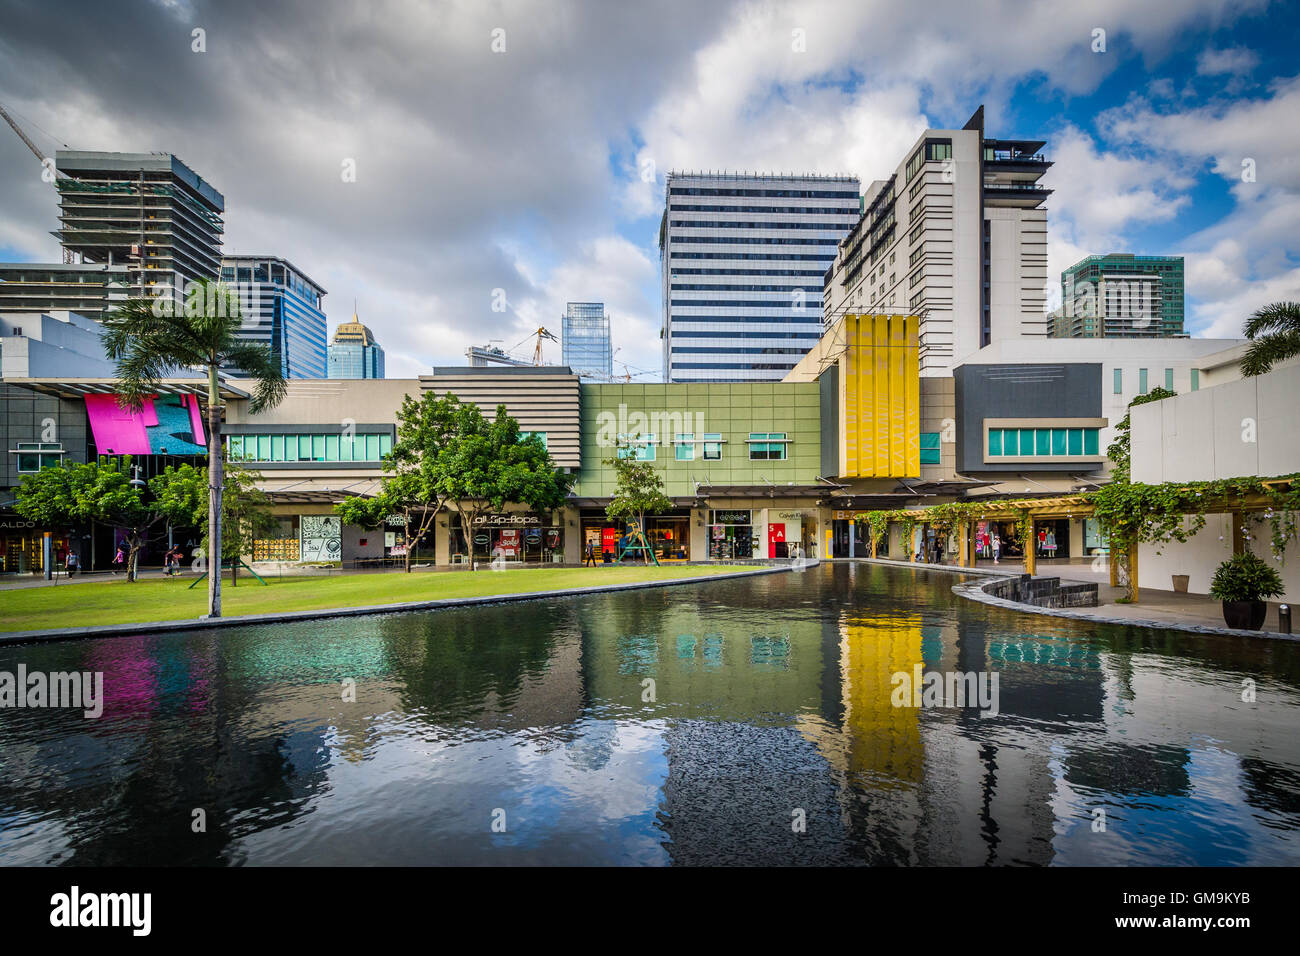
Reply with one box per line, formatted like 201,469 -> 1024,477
327,314 -> 385,378
562,302 -> 613,380
221,255 -> 328,378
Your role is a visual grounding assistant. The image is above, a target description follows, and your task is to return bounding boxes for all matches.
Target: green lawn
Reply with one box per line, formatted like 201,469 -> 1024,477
0,564 -> 749,633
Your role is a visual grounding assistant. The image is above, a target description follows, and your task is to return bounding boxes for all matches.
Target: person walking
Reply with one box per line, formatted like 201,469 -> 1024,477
992,533 -> 1002,564
583,540 -> 596,567
64,549 -> 78,577
112,544 -> 126,574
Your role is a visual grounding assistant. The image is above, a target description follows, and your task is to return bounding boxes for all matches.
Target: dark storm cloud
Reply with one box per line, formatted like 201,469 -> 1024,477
0,0 -> 733,373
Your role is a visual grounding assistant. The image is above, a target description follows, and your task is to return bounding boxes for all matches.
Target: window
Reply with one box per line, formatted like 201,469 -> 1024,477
1113,368 -> 1122,394
1164,368 -> 1174,391
748,432 -> 787,460
13,442 -> 63,472
617,434 -> 656,461
224,432 -> 392,462
920,432 -> 941,465
1191,369 -> 1200,391
674,433 -> 695,461
1138,368 -> 1148,394
986,427 -> 1102,459
522,431 -> 548,449
703,433 -> 722,460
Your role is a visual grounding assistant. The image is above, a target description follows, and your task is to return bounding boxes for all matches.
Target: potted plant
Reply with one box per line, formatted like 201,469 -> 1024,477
1209,552 -> 1285,630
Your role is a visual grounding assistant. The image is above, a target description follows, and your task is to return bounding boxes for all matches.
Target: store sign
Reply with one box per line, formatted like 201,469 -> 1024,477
0,518 -> 38,530
773,511 -> 804,521
712,510 -> 751,525
833,511 -> 868,521
472,513 -> 542,527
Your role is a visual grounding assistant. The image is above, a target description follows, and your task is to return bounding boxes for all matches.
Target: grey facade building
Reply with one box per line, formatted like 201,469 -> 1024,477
221,255 -> 328,379
562,302 -> 613,380
660,171 -> 860,383
54,151 -> 225,299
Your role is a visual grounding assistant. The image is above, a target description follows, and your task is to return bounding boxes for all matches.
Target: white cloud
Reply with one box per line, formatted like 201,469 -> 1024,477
1196,46 -> 1261,76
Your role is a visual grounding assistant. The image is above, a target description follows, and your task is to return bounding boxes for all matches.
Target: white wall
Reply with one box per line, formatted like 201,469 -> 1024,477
1139,514 -> 1300,602
1131,362 -> 1300,483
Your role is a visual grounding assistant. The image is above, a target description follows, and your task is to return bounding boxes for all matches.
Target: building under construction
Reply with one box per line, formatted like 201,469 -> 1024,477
53,150 -> 225,297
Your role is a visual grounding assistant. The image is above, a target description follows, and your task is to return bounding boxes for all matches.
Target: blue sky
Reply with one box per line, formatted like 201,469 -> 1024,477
1,0 -> 1297,376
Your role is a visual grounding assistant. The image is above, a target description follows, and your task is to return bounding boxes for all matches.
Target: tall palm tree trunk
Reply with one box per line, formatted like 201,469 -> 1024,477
207,364 -> 223,618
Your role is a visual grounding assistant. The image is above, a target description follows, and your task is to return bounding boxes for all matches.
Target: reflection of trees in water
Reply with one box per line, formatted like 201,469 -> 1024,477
376,602 -> 585,734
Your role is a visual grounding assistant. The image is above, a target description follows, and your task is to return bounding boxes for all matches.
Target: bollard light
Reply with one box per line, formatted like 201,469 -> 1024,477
1279,604 -> 1292,635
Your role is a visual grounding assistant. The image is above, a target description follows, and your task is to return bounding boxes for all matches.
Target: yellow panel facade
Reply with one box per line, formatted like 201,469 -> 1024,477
840,313 -> 920,478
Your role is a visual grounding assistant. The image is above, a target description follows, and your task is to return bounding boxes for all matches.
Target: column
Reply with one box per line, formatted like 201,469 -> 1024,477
1024,517 -> 1037,576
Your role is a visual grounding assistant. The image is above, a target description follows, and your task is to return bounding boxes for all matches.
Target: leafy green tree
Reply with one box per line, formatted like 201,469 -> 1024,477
603,437 -> 672,563
336,392 -> 459,572
438,402 -> 571,568
1240,302 -> 1300,376
14,457 -> 202,581
203,462 -> 277,583
101,280 -> 286,615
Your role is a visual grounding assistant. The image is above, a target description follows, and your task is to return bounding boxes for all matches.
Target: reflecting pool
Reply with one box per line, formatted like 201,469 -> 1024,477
2,562 -> 1299,865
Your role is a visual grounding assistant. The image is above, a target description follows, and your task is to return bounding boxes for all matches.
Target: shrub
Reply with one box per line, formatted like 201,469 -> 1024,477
1208,552 -> 1285,603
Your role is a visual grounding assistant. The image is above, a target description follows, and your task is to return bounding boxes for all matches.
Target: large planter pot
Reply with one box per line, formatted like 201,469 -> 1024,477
1222,600 -> 1267,631
1171,574 -> 1189,593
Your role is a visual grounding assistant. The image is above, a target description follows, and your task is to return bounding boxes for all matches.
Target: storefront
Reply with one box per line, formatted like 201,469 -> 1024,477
451,512 -> 565,564
974,520 -> 1026,560
1031,518 -> 1071,561
580,509 -> 691,562
755,509 -> 817,559
708,509 -> 754,559
830,511 -> 886,558
0,515 -> 52,573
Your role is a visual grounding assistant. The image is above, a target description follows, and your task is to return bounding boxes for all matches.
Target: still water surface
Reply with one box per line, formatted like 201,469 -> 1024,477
2,563 -> 1299,865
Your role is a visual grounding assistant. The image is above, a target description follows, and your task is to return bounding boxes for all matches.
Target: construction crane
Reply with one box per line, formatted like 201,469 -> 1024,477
507,327 -> 558,366
0,101 -> 67,178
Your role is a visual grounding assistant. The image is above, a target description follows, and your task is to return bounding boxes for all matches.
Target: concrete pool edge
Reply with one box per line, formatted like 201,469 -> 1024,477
0,562 -> 801,645
827,556 -> 1299,641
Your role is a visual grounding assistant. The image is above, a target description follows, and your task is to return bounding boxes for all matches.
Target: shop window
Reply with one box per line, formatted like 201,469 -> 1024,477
675,433 -> 695,461
748,432 -> 787,460
919,432 -> 941,465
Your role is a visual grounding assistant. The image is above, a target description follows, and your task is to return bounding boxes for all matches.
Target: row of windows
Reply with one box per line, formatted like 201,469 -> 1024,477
228,432 -> 394,462
670,330 -> 821,339
670,205 -> 859,215
668,315 -> 822,324
905,139 -> 953,183
670,284 -> 823,293
988,428 -> 1100,458
1113,367 -> 1184,394
670,346 -> 811,354
670,299 -> 822,308
669,187 -> 859,199
668,236 -> 842,246
670,362 -> 800,370
616,432 -> 789,462
671,221 -> 853,231
670,252 -> 836,261
669,268 -> 828,276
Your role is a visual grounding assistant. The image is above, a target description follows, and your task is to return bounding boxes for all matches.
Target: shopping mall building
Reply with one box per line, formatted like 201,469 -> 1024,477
1,312 -> 1266,581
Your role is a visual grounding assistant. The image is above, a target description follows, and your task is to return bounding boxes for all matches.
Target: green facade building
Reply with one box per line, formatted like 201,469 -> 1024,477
1052,254 -> 1185,338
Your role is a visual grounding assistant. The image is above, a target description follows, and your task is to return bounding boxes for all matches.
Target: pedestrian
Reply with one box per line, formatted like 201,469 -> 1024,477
112,544 -> 126,573
164,546 -> 181,576
583,540 -> 596,567
992,533 -> 1001,564
65,549 -> 78,576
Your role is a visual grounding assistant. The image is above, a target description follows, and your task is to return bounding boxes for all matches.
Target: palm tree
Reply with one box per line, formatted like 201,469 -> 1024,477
102,280 -> 285,617
1241,302 -> 1300,376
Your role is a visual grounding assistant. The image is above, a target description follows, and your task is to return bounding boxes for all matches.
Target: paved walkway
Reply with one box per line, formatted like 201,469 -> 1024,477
855,556 -> 1294,637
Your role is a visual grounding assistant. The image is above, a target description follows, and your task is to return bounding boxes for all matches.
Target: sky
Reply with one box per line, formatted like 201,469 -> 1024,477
0,0 -> 1297,379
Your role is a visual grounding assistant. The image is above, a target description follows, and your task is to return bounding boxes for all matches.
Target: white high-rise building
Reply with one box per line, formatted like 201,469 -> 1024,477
824,106 -> 1051,375
660,172 -> 860,382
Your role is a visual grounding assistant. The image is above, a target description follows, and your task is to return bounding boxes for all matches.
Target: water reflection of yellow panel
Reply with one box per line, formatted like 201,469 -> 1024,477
840,615 -> 923,785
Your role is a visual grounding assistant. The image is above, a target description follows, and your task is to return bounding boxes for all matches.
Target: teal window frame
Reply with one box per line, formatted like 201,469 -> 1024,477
919,432 -> 941,465
1138,368 -> 1148,394
1191,369 -> 1200,391
703,433 -> 722,460
1164,368 -> 1174,390
748,432 -> 787,461
1113,368 -> 1122,394
675,433 -> 695,461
